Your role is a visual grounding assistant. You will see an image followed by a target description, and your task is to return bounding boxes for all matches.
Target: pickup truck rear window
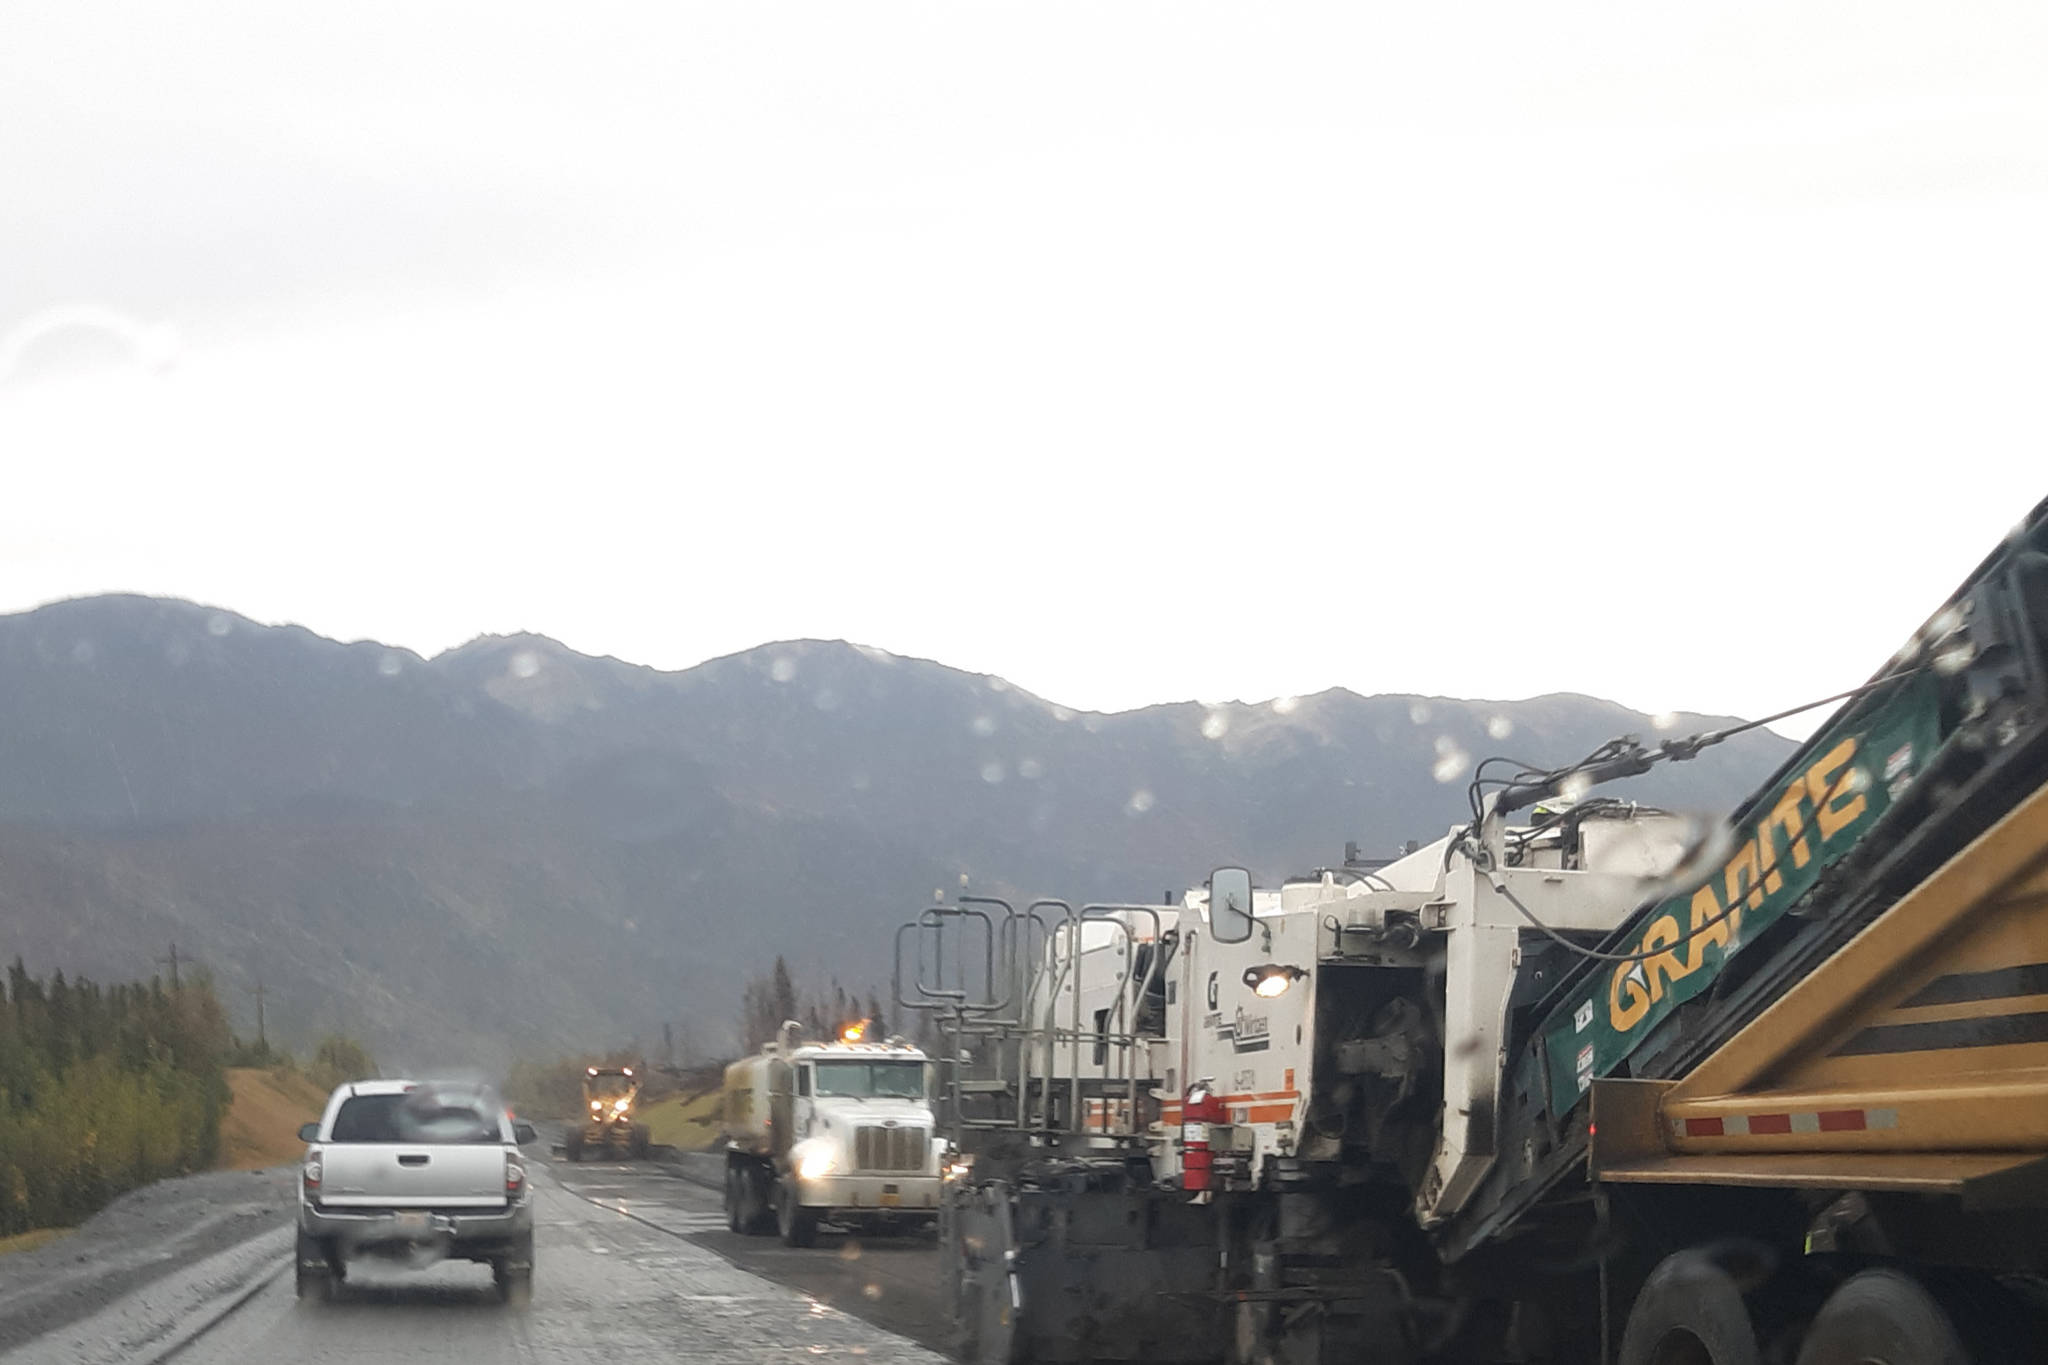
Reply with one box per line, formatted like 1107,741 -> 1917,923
329,1093 -> 502,1144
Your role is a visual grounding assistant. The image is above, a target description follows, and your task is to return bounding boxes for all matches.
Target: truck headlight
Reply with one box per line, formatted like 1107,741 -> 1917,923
797,1149 -> 835,1181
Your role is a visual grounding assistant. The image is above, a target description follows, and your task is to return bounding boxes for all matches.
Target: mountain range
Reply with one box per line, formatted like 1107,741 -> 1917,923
0,595 -> 1797,1071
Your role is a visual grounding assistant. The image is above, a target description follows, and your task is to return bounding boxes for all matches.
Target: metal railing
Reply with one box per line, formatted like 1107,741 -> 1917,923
895,896 -> 1170,1154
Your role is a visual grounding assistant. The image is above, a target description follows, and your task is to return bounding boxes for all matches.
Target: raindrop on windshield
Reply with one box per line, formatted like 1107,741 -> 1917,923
1486,715 -> 1513,740
510,650 -> 540,679
813,688 -> 841,711
971,715 -> 996,737
1409,702 -> 1432,726
206,614 -> 232,637
1271,695 -> 1300,716
1652,711 -> 1679,732
1933,641 -> 1975,676
981,761 -> 1006,784
377,653 -> 403,677
1558,773 -> 1593,804
770,656 -> 797,683
1127,789 -> 1155,815
1923,605 -> 1964,642
863,1283 -> 883,1300
70,639 -> 95,665
838,1240 -> 863,1261
1018,758 -> 1044,780
1431,739 -> 1469,784
1201,709 -> 1230,740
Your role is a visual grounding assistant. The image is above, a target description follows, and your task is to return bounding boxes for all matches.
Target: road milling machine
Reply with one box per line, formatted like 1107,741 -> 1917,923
564,1065 -> 651,1161
901,497 -> 2048,1364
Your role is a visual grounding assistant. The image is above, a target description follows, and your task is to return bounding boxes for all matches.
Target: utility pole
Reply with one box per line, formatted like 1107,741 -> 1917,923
253,977 -> 267,1052
157,943 -> 183,992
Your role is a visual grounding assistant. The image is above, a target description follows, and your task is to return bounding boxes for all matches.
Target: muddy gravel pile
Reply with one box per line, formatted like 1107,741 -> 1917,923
0,1165 -> 297,1354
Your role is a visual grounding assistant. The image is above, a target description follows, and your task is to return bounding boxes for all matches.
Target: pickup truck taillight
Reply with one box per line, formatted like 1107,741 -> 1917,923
505,1156 -> 525,1195
302,1151 -> 323,1197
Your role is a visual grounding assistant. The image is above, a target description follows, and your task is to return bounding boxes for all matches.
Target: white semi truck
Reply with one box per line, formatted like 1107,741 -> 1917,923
719,1021 -> 942,1246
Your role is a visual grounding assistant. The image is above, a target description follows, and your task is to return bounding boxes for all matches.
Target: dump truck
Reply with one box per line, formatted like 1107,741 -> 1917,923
563,1065 -> 650,1161
901,497 -> 2048,1364
720,1020 -> 941,1246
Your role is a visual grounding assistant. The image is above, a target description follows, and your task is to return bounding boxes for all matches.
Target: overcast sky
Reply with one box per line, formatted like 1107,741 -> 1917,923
4,2 -> 2044,737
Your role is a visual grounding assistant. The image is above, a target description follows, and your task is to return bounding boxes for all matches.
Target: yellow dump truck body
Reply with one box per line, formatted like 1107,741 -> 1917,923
1594,773 -> 2048,1199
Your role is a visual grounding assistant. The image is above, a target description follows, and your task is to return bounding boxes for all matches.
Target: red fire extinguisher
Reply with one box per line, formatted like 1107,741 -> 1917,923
1181,1080 -> 1227,1192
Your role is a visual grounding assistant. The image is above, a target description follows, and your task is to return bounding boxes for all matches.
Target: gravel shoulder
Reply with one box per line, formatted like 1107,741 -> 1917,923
0,1166 -> 297,1356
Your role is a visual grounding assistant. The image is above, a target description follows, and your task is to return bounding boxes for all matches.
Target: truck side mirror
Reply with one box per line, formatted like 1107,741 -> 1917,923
298,1122 -> 320,1143
513,1121 -> 538,1146
1210,867 -> 1254,944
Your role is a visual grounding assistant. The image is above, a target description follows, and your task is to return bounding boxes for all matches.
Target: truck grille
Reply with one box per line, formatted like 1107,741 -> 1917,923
854,1125 -> 927,1172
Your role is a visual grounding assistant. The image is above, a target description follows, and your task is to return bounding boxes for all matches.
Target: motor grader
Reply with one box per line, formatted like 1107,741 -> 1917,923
563,1065 -> 651,1161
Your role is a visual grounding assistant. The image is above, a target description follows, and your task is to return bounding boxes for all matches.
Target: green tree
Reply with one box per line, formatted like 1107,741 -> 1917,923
309,1035 -> 378,1092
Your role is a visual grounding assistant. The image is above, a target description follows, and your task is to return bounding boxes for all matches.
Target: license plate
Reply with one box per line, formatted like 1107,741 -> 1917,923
392,1211 -> 431,1237
879,1192 -> 900,1207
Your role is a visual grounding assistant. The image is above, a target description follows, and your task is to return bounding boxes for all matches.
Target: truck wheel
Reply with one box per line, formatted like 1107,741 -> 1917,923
1794,1270 -> 1967,1365
294,1230 -> 334,1304
493,1231 -> 535,1308
778,1184 -> 821,1248
1619,1250 -> 1760,1365
746,1168 -> 777,1236
628,1125 -> 651,1160
564,1130 -> 583,1163
725,1166 -> 744,1232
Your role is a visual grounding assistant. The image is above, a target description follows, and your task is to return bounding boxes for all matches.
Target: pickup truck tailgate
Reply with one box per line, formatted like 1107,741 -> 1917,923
319,1144 -> 509,1208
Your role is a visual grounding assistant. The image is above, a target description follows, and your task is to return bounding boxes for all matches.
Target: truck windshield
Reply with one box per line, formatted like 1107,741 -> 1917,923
812,1061 -> 924,1099
587,1074 -> 634,1098
328,1092 -> 503,1144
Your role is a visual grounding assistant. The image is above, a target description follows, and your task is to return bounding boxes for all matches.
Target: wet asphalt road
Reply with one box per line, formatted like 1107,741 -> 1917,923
0,1152 -> 947,1365
551,1152 -> 949,1352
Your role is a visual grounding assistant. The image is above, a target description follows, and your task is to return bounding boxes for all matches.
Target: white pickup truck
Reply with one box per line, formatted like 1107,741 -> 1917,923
296,1079 -> 539,1303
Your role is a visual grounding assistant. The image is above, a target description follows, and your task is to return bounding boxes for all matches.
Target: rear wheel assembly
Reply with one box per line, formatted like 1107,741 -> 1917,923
293,1230 -> 335,1304
1794,1270 -> 1969,1365
1619,1250 -> 1761,1365
492,1229 -> 535,1308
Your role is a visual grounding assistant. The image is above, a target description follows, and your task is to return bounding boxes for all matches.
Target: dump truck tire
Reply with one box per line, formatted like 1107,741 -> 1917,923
564,1130 -> 584,1163
628,1125 -> 650,1160
779,1182 -> 820,1247
1794,1270 -> 1967,1365
1619,1250 -> 1760,1365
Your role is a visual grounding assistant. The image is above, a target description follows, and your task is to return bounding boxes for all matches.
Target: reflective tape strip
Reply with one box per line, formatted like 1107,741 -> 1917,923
1671,1107 -> 1900,1139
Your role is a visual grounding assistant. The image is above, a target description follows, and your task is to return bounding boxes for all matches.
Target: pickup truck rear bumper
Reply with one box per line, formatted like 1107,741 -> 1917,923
299,1195 -> 532,1257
